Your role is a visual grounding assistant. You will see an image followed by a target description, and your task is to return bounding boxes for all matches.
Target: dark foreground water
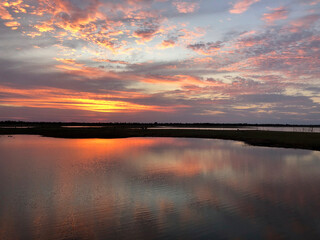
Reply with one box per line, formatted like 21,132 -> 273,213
0,135 -> 320,240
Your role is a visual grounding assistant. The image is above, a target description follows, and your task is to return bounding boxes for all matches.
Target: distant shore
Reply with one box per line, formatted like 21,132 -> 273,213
1,125 -> 320,151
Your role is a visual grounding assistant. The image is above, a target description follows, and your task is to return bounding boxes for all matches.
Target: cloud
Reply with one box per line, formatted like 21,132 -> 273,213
0,4 -> 13,20
92,58 -> 130,65
0,84 -> 172,115
34,23 -> 55,32
173,1 -> 199,13
262,7 -> 288,24
157,39 -> 176,49
288,14 -> 320,32
229,0 -> 260,14
133,27 -> 159,43
298,0 -> 320,6
187,41 -> 223,55
3,21 -> 20,30
54,58 -> 121,79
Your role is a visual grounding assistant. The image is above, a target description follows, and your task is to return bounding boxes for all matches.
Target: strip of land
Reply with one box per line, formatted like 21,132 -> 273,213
0,126 -> 319,151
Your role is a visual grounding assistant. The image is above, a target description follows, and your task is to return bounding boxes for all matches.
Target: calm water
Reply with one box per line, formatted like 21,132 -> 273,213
0,135 -> 320,240
150,126 -> 320,133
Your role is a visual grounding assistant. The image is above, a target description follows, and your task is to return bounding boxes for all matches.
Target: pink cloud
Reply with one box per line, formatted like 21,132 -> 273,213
230,0 -> 260,14
173,1 -> 199,13
289,14 -> 320,31
262,7 -> 288,24
299,0 -> 320,5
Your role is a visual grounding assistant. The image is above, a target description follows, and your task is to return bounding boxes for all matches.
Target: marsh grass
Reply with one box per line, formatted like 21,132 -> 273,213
1,126 -> 319,151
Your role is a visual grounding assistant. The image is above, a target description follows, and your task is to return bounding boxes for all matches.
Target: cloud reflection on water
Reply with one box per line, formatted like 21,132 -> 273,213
0,136 -> 319,239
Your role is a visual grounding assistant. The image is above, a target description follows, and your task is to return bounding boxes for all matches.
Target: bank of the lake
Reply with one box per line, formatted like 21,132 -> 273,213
0,126 -> 319,151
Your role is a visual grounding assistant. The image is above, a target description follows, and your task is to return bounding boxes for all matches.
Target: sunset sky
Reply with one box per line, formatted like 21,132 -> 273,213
0,0 -> 319,123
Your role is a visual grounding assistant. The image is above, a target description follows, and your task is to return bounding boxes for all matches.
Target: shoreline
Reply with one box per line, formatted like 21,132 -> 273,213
1,126 -> 320,151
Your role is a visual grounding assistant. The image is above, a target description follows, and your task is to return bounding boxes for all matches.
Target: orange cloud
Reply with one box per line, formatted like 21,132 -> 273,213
3,21 -> 20,30
0,0 -> 29,24
34,22 -> 55,32
0,85 -> 169,114
0,5 -> 13,20
0,0 -> 168,53
230,0 -> 260,14
54,58 -> 76,65
54,58 -> 119,79
157,39 -> 176,49
138,74 -> 228,91
54,64 -> 111,79
63,98 -> 159,113
27,0 -> 125,52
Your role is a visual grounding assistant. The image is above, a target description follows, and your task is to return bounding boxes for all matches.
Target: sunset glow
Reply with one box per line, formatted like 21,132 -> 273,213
0,0 -> 319,122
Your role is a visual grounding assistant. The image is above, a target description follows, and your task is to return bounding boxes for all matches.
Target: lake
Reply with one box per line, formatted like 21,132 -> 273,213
149,126 -> 320,133
0,135 -> 320,240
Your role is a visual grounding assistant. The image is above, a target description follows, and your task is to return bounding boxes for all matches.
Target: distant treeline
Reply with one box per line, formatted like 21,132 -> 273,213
0,121 -> 319,128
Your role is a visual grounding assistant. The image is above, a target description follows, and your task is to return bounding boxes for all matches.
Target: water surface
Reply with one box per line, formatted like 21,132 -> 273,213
150,126 -> 320,133
0,135 -> 320,240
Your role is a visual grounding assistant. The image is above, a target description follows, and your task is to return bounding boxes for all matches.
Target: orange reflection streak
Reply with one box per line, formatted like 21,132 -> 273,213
0,136 -> 169,239
70,138 -> 161,163
1,136 -> 171,165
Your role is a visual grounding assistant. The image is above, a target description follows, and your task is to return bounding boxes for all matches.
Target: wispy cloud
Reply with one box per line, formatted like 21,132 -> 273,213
187,41 -> 223,55
229,0 -> 260,14
173,1 -> 199,13
262,7 -> 288,24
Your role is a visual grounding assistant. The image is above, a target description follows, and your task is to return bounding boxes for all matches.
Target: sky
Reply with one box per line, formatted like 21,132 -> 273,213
0,0 -> 319,123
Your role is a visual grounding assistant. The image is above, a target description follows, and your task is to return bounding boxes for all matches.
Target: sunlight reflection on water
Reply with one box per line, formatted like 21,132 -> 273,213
0,135 -> 319,240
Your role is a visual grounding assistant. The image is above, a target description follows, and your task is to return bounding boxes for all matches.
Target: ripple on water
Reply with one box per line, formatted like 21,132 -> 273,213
0,136 -> 319,239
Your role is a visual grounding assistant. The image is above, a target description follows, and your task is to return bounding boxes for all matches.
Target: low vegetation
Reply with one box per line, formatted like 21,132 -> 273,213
0,124 -> 319,151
